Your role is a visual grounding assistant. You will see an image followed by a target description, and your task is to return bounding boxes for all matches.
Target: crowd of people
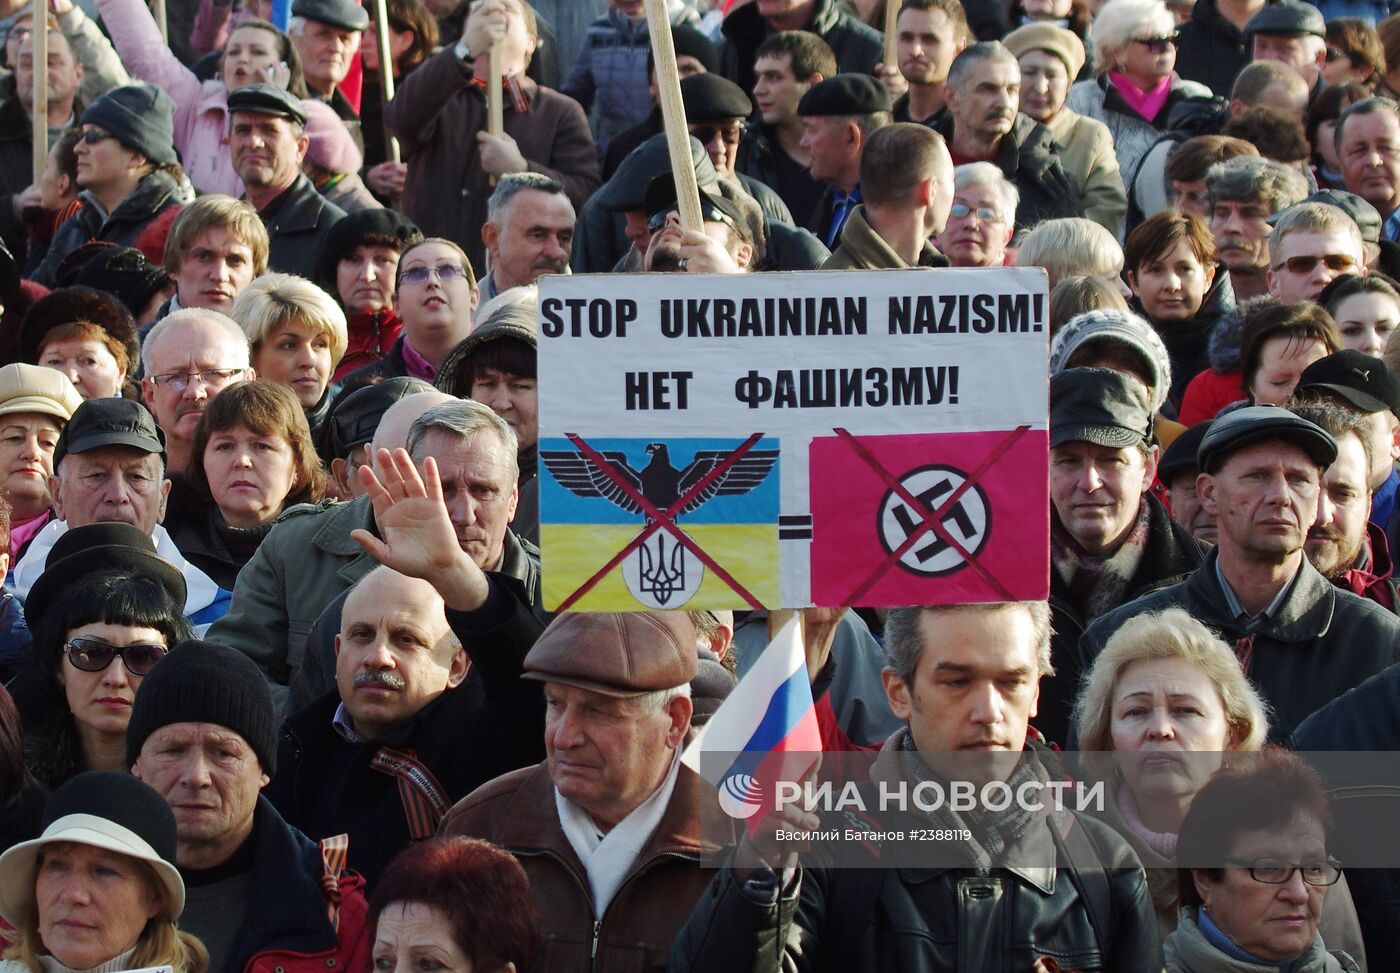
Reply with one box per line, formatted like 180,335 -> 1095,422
0,0 -> 1399,968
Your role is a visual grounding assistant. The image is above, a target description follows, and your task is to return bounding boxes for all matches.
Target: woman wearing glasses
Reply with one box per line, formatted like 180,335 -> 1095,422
1168,751 -> 1362,971
1067,0 -> 1211,198
10,523 -> 190,789
232,273 -> 349,439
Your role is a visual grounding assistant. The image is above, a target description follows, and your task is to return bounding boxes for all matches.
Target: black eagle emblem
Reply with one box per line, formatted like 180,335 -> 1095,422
542,442 -> 779,522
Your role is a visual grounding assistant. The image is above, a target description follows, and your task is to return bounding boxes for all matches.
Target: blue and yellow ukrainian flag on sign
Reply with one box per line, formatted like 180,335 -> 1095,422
539,436 -> 781,611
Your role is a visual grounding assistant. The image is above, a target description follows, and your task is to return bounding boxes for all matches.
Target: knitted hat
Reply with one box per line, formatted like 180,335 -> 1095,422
126,640 -> 278,775
20,284 -> 141,370
303,98 -> 363,175
80,83 -> 177,165
316,208 -> 422,291
62,245 -> 172,320
1049,309 -> 1173,414
1003,23 -> 1086,79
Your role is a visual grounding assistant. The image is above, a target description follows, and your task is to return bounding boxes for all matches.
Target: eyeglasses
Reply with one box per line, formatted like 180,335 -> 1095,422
150,367 -> 246,391
647,202 -> 740,235
77,130 -> 118,145
1132,34 -> 1178,53
949,203 -> 1006,224
691,123 -> 746,147
64,637 -> 168,676
1229,858 -> 1343,887
400,263 -> 469,285
1273,254 -> 1359,274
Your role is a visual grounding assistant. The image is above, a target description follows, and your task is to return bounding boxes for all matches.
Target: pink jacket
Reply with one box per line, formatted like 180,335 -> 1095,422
97,0 -> 245,196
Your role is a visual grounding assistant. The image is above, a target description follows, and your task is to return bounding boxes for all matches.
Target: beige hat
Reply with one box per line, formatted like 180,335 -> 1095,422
523,612 -> 698,698
0,363 -> 83,423
1003,23 -> 1087,80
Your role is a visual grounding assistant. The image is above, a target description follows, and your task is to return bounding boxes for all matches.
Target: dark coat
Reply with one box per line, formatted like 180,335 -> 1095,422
268,598 -> 546,889
33,169 -> 185,286
719,0 -> 883,95
387,47 -> 600,274
1042,493 -> 1206,748
165,500 -> 274,591
736,123 -> 828,231
257,173 -> 347,279
337,334 -> 411,394
1173,0 -> 1251,98
670,737 -> 1163,973
192,796 -> 369,973
1081,549 -> 1400,742
932,114 -> 1084,231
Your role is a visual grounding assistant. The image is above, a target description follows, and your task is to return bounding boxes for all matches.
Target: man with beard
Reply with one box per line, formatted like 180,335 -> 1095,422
1292,401 -> 1398,611
642,176 -> 755,275
479,173 -> 574,302
932,42 -> 1082,231
891,0 -> 968,127
1206,155 -> 1310,301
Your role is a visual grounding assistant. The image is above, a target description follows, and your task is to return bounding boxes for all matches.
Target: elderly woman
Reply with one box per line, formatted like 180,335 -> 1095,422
21,287 -> 140,400
0,366 -> 82,565
92,0 -> 307,196
1016,217 -> 1129,295
232,273 -> 349,437
0,771 -> 206,973
1124,211 -> 1237,414
1067,0 -> 1211,190
10,525 -> 190,788
1003,24 -> 1126,235
1323,273 -> 1400,358
370,836 -> 539,973
1240,302 -> 1341,406
172,381 -> 327,588
1169,751 -> 1362,971
935,163 -> 1018,268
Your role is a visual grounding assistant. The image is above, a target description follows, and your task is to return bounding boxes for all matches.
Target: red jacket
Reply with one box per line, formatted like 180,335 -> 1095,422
1179,366 -> 1244,426
1332,522 -> 1400,614
335,309 -> 404,382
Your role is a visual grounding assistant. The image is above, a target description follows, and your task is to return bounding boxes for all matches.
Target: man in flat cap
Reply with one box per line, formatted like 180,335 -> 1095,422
441,610 -> 712,970
821,122 -> 953,270
290,0 -> 368,142
1037,367 -> 1204,746
1080,404 -> 1400,741
797,73 -> 891,249
1247,0 -> 1327,101
387,0 -> 598,275
934,42 -> 1083,231
228,83 -> 346,279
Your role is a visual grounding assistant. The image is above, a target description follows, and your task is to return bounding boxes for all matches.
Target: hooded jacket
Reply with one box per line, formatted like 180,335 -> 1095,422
933,113 -> 1084,230
1178,299 -> 1250,426
719,0 -> 882,96
1330,521 -> 1399,613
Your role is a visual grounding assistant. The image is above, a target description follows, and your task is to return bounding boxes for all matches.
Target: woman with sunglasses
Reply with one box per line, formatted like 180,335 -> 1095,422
1168,751 -> 1361,971
10,524 -> 190,790
1067,0 -> 1211,199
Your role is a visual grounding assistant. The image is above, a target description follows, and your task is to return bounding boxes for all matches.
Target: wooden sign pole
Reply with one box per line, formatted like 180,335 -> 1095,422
487,46 -> 503,137
884,0 -> 899,70
153,0 -> 167,43
372,0 -> 400,164
643,0 -> 702,233
31,14 -> 48,185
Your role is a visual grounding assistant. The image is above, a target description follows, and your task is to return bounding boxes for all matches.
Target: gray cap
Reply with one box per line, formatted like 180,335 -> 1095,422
228,83 -> 309,125
1197,404 -> 1337,472
1246,0 -> 1325,38
1050,368 -> 1154,449
594,133 -> 718,213
291,0 -> 369,31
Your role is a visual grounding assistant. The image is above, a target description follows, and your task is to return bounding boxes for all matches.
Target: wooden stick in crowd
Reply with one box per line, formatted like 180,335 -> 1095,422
373,0 -> 401,165
153,0 -> 167,43
643,0 -> 702,232
487,46 -> 503,138
883,0 -> 898,72
31,8 -> 47,185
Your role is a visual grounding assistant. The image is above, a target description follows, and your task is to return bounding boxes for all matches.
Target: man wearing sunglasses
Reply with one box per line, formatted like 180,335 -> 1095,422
641,175 -> 755,275
1266,202 -> 1368,303
680,73 -> 793,229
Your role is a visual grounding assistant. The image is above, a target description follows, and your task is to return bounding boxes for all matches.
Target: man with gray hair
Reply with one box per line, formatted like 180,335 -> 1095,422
1337,98 -> 1400,242
936,161 -> 1019,267
1207,154 -> 1310,300
208,397 -> 542,710
480,172 -> 576,302
933,41 -> 1082,230
288,0 -> 367,140
1266,201 -> 1368,303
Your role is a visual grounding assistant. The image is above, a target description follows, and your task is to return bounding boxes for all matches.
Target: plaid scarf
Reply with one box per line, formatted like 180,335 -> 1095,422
1052,501 -> 1151,622
470,74 -> 530,113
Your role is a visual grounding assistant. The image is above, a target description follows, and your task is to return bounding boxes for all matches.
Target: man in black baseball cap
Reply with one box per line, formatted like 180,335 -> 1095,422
797,73 -> 892,248
228,83 -> 345,279
1039,368 -> 1204,746
641,173 -> 755,274
12,399 -> 229,628
290,0 -> 367,133
1082,402 -> 1400,742
1295,348 -> 1400,504
1247,0 -> 1327,96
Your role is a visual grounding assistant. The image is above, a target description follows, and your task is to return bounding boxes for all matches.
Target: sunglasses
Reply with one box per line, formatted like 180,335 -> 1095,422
1274,254 -> 1358,274
691,123 -> 746,147
1325,47 -> 1345,62
77,130 -> 119,145
1132,34 -> 1178,53
647,202 -> 739,235
399,263 -> 469,285
64,637 -> 168,676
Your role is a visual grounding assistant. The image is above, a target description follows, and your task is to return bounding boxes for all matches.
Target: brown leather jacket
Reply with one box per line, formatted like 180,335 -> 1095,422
439,760 -> 725,972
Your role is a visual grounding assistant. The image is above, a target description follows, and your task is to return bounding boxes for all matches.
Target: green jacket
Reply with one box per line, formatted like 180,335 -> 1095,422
819,206 -> 948,272
206,494 -> 377,709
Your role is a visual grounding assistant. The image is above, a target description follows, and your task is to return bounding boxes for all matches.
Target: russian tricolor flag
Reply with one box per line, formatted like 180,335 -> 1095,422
683,614 -> 823,833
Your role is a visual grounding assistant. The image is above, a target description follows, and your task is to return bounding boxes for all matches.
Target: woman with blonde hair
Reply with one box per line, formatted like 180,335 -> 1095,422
232,274 -> 348,438
0,772 -> 206,973
1073,608 -> 1365,957
1016,218 -> 1129,295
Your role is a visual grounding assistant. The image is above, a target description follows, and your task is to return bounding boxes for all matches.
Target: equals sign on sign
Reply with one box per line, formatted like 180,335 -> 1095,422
779,515 -> 813,541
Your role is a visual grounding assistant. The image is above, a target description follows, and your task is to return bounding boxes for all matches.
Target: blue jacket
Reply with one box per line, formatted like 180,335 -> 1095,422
561,10 -> 654,153
0,589 -> 28,666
